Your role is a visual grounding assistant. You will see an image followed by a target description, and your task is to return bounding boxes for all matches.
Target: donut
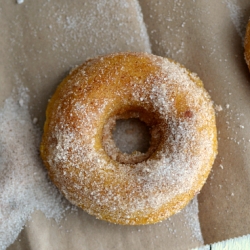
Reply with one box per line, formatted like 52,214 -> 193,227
40,52 -> 217,225
245,19 -> 250,70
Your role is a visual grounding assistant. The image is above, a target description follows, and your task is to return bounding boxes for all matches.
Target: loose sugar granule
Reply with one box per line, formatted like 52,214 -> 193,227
184,196 -> 203,243
0,87 -> 67,250
17,0 -> 24,4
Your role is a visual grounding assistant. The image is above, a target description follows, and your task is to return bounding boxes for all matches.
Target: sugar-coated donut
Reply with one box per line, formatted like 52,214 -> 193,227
40,52 -> 217,225
245,20 -> 250,70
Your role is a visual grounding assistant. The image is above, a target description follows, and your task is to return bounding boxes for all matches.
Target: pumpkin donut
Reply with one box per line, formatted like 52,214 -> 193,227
245,19 -> 250,70
40,52 -> 217,225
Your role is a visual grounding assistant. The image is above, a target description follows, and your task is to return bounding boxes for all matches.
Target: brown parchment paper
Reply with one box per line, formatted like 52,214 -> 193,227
1,0 -> 250,249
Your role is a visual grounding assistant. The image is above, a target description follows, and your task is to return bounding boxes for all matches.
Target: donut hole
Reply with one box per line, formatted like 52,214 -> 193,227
102,109 -> 163,164
112,118 -> 151,154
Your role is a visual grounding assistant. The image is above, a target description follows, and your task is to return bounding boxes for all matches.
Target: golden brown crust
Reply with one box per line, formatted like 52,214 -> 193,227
40,52 -> 217,225
245,20 -> 250,70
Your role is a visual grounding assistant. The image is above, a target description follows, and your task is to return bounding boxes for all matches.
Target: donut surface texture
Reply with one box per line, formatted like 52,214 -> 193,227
40,52 -> 217,225
245,20 -> 250,70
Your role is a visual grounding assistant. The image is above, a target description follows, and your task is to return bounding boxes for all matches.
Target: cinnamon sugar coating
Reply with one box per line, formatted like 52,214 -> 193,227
40,52 -> 217,225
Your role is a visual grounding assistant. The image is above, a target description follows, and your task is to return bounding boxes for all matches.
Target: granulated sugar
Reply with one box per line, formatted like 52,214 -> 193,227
184,197 -> 203,242
0,87 -> 68,250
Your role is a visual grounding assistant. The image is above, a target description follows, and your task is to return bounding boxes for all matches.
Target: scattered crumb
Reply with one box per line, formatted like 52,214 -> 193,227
215,104 -> 223,112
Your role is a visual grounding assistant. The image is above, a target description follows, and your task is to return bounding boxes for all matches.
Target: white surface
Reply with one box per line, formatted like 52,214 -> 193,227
195,234 -> 250,249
